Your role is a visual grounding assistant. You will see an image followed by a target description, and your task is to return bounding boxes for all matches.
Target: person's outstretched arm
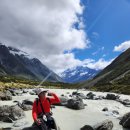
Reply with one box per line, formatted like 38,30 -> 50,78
48,92 -> 60,104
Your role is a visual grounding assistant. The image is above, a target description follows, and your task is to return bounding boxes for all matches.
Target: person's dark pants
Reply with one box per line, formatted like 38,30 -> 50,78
32,114 -> 55,130
32,119 -> 48,130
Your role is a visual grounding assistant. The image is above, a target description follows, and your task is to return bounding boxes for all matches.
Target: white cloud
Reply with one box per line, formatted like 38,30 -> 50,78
82,58 -> 114,70
0,0 -> 90,74
80,72 -> 88,76
42,53 -> 82,74
92,32 -> 99,39
92,46 -> 104,55
114,41 -> 130,52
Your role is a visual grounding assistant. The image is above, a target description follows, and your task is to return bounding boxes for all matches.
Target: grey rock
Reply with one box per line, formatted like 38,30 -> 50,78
29,91 -> 36,95
23,89 -> 29,93
112,110 -> 119,115
0,91 -> 12,101
102,107 -> 108,112
9,89 -> 23,96
0,105 -> 25,123
17,100 -> 33,111
118,99 -> 130,106
22,100 -> 33,106
94,119 -> 113,130
22,104 -> 32,111
72,92 -> 86,99
80,125 -> 94,130
67,97 -> 85,110
72,91 -> 78,95
86,92 -> 96,100
120,112 -> 130,128
105,94 -> 119,100
77,93 -> 86,99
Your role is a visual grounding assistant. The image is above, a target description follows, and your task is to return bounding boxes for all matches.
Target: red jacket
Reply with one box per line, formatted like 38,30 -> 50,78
32,93 -> 60,121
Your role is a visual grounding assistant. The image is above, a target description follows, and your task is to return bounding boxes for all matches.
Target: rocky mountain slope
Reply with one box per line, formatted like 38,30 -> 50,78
82,48 -> 130,94
0,43 -> 62,82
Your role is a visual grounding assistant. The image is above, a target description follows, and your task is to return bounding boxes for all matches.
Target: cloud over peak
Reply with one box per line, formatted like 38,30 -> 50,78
114,41 -> 130,52
0,0 -> 91,74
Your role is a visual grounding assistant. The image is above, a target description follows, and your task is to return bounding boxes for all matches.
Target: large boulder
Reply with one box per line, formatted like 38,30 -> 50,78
94,119 -> 113,130
80,125 -> 94,130
9,89 -> 23,96
0,91 -> 12,100
105,94 -> 119,100
81,120 -> 113,130
72,91 -> 78,95
22,100 -> 33,111
72,92 -> 86,99
117,99 -> 130,106
77,93 -> 86,99
17,100 -> 33,111
67,97 -> 85,110
119,112 -> 130,128
0,105 -> 25,123
86,92 -> 96,100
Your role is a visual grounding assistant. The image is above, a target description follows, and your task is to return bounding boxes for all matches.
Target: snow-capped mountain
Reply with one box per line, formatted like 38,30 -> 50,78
0,43 -> 63,82
61,66 -> 100,83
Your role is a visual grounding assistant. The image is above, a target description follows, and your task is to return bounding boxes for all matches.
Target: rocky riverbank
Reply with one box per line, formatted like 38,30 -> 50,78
0,88 -> 130,130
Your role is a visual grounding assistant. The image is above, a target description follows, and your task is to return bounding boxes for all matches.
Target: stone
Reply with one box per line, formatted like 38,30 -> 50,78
0,105 -> 25,123
67,97 -> 85,110
112,110 -> 119,115
120,112 -> 130,128
105,94 -> 119,100
0,91 -> 12,101
86,92 -> 96,100
80,125 -> 94,130
102,107 -> 108,112
94,119 -> 113,130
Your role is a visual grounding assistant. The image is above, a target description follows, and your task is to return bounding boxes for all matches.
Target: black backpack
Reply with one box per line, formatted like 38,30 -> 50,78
36,98 -> 52,115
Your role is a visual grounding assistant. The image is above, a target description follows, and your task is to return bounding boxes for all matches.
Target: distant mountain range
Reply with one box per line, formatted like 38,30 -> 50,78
61,66 -> 100,83
0,43 -> 63,82
81,48 -> 130,94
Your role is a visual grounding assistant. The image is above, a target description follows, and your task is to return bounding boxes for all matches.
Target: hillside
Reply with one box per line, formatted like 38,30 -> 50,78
82,48 -> 130,94
0,43 -> 63,82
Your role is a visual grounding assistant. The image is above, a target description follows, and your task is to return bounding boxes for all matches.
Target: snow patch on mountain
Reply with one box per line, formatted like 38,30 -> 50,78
80,72 -> 88,76
8,46 -> 34,59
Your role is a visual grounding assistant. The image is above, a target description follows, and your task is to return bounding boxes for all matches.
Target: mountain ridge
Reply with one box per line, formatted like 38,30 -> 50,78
0,43 -> 63,82
81,48 -> 130,94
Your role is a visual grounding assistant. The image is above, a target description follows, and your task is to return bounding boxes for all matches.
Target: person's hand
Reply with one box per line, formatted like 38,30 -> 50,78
47,91 -> 54,96
35,119 -> 41,125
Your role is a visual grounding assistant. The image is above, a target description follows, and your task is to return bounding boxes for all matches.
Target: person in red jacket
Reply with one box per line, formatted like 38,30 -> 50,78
32,88 -> 60,130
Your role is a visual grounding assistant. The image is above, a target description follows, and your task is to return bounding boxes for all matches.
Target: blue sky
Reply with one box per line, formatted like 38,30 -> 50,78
75,0 -> 130,61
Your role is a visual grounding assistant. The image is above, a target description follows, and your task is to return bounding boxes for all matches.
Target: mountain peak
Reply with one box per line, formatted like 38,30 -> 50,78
61,66 -> 100,83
